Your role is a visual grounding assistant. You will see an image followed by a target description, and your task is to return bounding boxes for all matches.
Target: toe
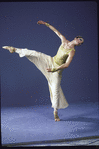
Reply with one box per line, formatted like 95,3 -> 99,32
2,46 -> 7,49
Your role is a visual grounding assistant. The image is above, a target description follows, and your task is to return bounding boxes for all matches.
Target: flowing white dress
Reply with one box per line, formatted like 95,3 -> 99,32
16,47 -> 69,109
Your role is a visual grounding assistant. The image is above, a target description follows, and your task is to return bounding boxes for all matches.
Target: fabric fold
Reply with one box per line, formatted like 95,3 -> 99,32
15,48 -> 69,109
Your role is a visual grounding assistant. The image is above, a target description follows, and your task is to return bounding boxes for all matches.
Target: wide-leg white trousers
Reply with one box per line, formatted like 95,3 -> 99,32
16,48 -> 69,109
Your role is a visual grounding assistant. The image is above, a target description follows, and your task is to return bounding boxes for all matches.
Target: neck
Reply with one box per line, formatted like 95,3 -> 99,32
68,40 -> 76,49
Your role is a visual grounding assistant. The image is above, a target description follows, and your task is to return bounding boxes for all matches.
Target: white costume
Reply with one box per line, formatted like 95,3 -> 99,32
16,48 -> 69,109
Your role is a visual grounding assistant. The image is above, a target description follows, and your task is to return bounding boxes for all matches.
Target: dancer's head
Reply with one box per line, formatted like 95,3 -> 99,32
74,36 -> 84,46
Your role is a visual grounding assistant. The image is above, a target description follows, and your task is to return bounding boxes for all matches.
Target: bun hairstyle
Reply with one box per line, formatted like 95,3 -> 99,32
76,36 -> 83,39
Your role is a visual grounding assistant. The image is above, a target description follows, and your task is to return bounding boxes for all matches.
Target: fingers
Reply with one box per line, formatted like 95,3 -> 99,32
46,68 -> 52,72
46,69 -> 49,72
37,20 -> 45,25
37,21 -> 40,25
46,68 -> 49,72
37,20 -> 42,25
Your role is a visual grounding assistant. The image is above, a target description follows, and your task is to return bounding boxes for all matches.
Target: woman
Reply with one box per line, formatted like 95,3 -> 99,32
2,20 -> 84,121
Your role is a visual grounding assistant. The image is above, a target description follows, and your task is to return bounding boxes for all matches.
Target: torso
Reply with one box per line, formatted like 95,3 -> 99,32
53,42 -> 75,66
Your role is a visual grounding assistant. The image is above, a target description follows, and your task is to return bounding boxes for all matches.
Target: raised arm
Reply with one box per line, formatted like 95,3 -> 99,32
37,20 -> 67,42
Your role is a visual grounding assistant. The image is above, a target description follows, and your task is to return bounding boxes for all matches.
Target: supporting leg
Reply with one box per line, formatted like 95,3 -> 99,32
54,108 -> 60,122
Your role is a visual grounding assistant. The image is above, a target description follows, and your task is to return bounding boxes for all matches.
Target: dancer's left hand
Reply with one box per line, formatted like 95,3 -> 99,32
46,68 -> 52,72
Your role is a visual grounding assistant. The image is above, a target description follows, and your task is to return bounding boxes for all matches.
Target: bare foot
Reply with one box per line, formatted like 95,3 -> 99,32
54,111 -> 60,122
2,46 -> 16,53
55,118 -> 60,122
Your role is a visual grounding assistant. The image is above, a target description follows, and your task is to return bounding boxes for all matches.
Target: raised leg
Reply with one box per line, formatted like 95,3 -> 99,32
2,45 -> 62,122
2,46 -> 17,53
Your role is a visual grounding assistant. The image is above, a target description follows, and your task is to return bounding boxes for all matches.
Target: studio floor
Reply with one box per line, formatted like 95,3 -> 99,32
1,102 -> 99,146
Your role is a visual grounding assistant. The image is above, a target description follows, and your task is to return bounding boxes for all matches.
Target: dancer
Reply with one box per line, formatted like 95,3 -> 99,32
2,20 -> 84,121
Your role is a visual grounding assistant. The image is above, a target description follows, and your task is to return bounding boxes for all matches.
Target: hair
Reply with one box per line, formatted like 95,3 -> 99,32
76,35 -> 83,39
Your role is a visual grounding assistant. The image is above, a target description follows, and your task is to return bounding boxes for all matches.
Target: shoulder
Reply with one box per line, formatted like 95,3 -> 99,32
69,49 -> 75,57
60,35 -> 69,44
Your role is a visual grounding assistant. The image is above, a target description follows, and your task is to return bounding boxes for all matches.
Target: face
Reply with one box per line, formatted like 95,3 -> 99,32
75,37 -> 84,46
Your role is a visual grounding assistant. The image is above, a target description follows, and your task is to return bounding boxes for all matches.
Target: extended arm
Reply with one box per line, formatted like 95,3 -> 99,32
37,20 -> 66,42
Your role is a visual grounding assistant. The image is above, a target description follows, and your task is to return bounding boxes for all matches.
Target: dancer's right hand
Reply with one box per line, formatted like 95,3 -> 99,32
46,68 -> 52,72
37,20 -> 45,25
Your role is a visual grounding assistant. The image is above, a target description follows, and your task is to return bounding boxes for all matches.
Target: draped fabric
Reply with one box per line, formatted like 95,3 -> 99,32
16,48 -> 69,109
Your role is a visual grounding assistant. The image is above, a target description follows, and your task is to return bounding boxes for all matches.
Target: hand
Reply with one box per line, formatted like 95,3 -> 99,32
37,20 -> 45,25
46,68 -> 52,72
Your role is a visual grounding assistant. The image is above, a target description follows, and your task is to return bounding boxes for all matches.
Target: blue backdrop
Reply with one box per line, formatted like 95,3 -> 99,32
1,2 -> 98,107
